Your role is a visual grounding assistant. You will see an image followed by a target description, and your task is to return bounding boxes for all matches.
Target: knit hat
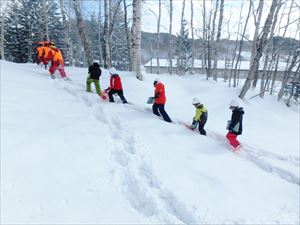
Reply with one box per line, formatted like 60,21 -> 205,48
153,78 -> 160,85
230,100 -> 239,107
109,67 -> 116,75
93,60 -> 100,65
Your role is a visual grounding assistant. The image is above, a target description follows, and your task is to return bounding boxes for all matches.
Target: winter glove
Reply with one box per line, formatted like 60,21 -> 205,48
190,119 -> 198,130
105,87 -> 111,92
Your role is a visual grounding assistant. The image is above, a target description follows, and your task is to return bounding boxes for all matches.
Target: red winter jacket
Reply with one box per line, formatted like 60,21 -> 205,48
154,82 -> 166,104
110,74 -> 123,90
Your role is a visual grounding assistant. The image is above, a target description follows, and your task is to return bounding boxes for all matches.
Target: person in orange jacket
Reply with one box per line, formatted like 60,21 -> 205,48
45,42 -> 69,80
152,78 -> 172,123
35,41 -> 44,65
41,41 -> 51,69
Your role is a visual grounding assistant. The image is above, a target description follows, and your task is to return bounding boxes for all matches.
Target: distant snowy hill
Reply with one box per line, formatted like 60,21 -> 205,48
1,60 -> 299,224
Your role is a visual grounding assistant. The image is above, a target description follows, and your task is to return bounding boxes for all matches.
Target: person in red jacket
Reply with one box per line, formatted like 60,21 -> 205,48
106,67 -> 128,103
152,78 -> 172,123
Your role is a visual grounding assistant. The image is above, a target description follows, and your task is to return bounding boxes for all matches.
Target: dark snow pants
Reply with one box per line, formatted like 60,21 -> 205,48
152,103 -> 172,123
198,123 -> 206,135
108,89 -> 127,103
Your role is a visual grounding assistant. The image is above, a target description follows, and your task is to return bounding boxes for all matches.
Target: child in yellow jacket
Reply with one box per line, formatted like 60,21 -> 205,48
190,98 -> 208,135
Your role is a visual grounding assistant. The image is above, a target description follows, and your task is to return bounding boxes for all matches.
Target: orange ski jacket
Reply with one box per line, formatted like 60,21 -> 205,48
46,47 -> 64,65
154,82 -> 166,104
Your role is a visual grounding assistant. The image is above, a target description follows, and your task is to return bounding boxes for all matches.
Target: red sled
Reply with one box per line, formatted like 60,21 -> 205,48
100,90 -> 108,101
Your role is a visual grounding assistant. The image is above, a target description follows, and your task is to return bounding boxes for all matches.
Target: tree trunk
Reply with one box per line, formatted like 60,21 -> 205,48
98,0 -> 103,66
212,0 -> 224,81
250,0 -> 264,88
206,6 -> 212,79
72,0 -> 93,66
168,0 -> 173,75
103,0 -> 110,68
271,0 -> 294,95
132,0 -> 142,80
156,0 -> 161,74
278,45 -> 300,101
232,1 -> 252,87
239,0 -> 281,99
202,0 -> 207,76
210,0 -> 219,78
190,0 -> 194,74
42,0 -> 49,41
259,2 -> 282,97
59,0 -> 74,65
123,0 -> 131,71
229,1 -> 244,87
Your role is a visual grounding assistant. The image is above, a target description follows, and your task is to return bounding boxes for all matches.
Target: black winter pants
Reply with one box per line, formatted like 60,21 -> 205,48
108,89 -> 127,103
152,103 -> 172,123
198,123 -> 206,135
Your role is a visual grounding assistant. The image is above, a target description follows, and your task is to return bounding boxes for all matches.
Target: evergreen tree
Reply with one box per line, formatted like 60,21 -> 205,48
86,13 -> 102,62
4,0 -> 64,63
175,19 -> 192,75
110,2 -> 130,70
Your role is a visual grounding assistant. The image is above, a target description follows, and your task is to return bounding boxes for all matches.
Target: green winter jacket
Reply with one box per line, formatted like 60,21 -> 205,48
193,105 -> 208,125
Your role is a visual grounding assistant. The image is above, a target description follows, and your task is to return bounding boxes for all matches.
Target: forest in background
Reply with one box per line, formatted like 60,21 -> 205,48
0,0 -> 299,103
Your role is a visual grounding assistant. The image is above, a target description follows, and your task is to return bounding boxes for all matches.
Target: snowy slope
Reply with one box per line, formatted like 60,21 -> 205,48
1,60 -> 299,224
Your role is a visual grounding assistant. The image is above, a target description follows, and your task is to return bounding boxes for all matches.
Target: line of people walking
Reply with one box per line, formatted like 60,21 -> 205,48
35,41 -> 244,151
84,60 -> 244,151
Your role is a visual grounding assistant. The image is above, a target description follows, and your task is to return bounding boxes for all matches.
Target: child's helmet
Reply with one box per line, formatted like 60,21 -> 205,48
192,98 -> 201,105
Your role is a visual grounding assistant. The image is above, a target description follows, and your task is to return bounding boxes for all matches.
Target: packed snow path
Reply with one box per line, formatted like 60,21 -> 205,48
207,130 -> 300,186
52,79 -> 199,223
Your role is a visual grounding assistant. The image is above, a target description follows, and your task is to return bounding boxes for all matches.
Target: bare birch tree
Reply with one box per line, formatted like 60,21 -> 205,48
270,0 -> 294,94
103,0 -> 110,68
156,0 -> 161,74
59,0 -> 74,65
213,0 -> 224,81
210,0 -> 219,78
98,0 -> 103,66
229,1 -> 244,87
232,1 -> 252,87
123,0 -> 131,71
201,0 -> 207,75
239,0 -> 282,99
72,0 -> 93,65
278,41 -> 300,101
131,0 -> 142,80
250,0 -> 264,88
168,0 -> 173,75
190,0 -> 194,74
259,2 -> 283,97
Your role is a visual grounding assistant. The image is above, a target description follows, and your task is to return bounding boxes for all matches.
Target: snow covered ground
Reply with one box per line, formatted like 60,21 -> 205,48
1,60 -> 299,224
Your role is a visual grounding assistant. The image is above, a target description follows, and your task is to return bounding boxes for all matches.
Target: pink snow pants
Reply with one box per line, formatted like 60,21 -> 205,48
226,132 -> 240,148
49,61 -> 66,78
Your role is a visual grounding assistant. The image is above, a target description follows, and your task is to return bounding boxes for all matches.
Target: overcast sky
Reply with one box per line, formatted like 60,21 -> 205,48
141,0 -> 299,40
80,0 -> 299,40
